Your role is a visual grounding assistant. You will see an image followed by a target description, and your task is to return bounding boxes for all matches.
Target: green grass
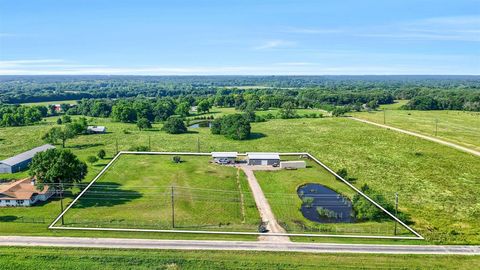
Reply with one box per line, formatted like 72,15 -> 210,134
61,154 -> 260,231
254,158 -> 413,237
379,100 -> 409,110
1,247 -> 479,269
20,99 -> 80,106
350,109 -> 480,151
1,116 -> 479,244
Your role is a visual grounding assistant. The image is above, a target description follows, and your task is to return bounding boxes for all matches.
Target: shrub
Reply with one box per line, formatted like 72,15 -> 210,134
97,149 -> 106,159
86,156 -> 98,164
162,117 -> 187,134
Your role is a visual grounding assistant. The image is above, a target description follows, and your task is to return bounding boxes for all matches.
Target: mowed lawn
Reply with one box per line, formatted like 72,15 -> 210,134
62,154 -> 259,231
351,109 -> 480,151
1,116 -> 479,243
255,157 -> 413,237
1,247 -> 479,270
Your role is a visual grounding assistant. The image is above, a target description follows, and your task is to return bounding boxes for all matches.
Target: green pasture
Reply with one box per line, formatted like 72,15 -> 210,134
255,158 -> 413,237
1,246 -> 479,270
1,115 -> 479,244
350,109 -> 480,151
60,154 -> 260,231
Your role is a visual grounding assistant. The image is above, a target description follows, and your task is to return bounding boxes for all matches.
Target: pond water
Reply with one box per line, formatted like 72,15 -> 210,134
297,183 -> 355,223
188,121 -> 212,128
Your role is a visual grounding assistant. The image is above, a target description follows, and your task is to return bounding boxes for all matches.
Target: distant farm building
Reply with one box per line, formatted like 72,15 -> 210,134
87,126 -> 107,134
247,153 -> 280,166
0,178 -> 54,207
280,161 -> 306,169
0,144 -> 56,174
211,152 -> 238,164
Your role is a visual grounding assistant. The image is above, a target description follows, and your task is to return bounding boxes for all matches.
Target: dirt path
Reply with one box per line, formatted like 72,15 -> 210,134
350,117 -> 480,157
240,167 -> 290,242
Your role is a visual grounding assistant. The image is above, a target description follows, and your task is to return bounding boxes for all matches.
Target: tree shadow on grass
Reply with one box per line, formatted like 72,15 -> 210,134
69,143 -> 104,149
72,182 -> 142,208
248,132 -> 267,140
0,215 -> 18,222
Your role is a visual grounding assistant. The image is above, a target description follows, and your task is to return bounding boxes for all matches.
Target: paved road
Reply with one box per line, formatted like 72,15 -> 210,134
240,166 -> 290,242
1,236 -> 479,255
350,117 -> 480,157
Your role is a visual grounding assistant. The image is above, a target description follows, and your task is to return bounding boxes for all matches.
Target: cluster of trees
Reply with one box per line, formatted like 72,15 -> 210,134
42,117 -> 88,147
162,117 -> 187,134
402,93 -> 480,111
352,184 -> 409,223
211,113 -> 251,140
29,148 -> 88,190
0,105 -> 46,127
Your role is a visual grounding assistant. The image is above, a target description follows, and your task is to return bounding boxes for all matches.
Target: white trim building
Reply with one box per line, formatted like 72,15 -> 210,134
246,152 -> 281,166
87,126 -> 107,134
211,152 -> 238,164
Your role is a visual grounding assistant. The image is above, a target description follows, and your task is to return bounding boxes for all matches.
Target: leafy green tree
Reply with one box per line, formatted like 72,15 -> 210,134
162,117 -> 187,134
29,148 -> 88,190
136,118 -> 152,130
86,156 -> 98,164
197,99 -> 211,114
211,113 -> 251,140
61,115 -> 72,123
111,102 -> 137,122
97,149 -> 106,159
42,126 -> 76,148
279,102 -> 297,119
175,102 -> 190,117
56,118 -> 63,125
352,184 -> 393,221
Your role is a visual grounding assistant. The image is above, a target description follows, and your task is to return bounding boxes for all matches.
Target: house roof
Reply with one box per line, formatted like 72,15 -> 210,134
211,152 -> 238,158
247,152 -> 280,160
0,144 -> 55,166
87,126 -> 106,132
0,178 -> 51,200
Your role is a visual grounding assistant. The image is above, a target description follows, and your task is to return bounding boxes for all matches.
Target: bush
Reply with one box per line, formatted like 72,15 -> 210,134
172,156 -> 182,163
86,156 -> 98,164
136,118 -> 152,130
56,118 -> 62,125
97,149 -> 106,159
162,117 -> 187,134
352,184 -> 394,221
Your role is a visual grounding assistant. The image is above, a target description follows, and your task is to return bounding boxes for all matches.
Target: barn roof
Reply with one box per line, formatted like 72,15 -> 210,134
87,126 -> 106,132
247,152 -> 280,160
0,144 -> 55,166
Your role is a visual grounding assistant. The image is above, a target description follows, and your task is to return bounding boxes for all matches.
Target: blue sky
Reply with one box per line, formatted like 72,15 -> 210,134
0,0 -> 479,75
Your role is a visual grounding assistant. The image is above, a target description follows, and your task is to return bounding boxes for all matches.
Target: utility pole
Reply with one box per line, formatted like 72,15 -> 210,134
171,186 -> 175,228
435,119 -> 438,136
383,109 -> 386,124
197,137 -> 200,153
394,192 -> 398,235
60,183 -> 65,225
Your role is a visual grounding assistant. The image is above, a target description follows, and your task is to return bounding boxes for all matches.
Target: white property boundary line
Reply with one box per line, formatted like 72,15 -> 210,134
49,151 -> 423,240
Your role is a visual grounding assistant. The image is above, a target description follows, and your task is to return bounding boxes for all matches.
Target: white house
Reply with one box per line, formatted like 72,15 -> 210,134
0,178 -> 54,207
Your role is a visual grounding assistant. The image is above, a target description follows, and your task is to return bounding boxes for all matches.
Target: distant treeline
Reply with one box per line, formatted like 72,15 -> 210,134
0,76 -> 479,111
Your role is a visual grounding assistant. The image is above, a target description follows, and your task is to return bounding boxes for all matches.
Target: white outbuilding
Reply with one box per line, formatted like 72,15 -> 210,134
280,161 -> 307,169
246,152 -> 280,166
211,152 -> 238,164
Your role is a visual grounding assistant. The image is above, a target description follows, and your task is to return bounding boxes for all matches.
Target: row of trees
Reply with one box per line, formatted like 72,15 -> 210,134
0,105 -> 47,127
42,117 -> 88,147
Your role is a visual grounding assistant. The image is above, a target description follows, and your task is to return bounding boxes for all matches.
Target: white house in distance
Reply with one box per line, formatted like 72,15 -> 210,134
87,125 -> 107,134
246,152 -> 280,166
0,178 -> 54,207
0,144 -> 56,174
211,152 -> 238,164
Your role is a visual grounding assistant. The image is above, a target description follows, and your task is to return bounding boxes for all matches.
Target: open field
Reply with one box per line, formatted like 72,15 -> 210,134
1,116 -> 479,244
1,246 -> 479,270
254,157 -> 413,237
60,154 -> 260,231
350,109 -> 480,152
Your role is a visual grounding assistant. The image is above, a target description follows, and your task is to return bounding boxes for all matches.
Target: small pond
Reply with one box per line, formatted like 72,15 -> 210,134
297,183 -> 355,223
188,121 -> 212,128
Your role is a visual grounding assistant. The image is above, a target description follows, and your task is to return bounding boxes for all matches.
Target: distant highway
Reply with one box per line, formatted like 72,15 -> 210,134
349,117 -> 480,157
1,236 -> 479,255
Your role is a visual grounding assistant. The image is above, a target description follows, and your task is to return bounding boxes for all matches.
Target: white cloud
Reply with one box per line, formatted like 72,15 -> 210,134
283,27 -> 343,34
253,40 -> 296,50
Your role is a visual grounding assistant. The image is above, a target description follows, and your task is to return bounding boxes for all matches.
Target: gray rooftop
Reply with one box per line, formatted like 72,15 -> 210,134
0,144 -> 56,166
247,152 -> 280,160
